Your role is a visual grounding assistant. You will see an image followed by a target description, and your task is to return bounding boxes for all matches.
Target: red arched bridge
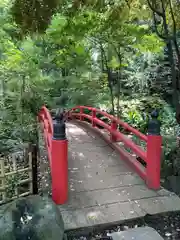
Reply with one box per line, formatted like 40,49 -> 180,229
38,105 -> 180,230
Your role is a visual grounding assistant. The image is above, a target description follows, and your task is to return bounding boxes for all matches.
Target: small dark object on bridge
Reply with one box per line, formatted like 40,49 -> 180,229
53,108 -> 66,140
148,109 -> 161,135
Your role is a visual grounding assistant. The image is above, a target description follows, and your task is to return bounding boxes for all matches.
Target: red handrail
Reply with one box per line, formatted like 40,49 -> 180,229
71,106 -> 148,141
68,105 -> 162,190
38,104 -> 161,202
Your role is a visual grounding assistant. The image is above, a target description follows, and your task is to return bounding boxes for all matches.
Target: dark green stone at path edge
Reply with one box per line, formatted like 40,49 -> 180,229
0,195 -> 64,240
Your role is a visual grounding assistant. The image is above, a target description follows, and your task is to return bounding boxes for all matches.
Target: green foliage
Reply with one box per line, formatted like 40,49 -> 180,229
119,97 -> 179,177
11,0 -> 60,34
0,0 -> 180,181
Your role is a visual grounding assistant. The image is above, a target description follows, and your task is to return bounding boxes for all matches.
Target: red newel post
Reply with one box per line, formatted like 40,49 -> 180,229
146,110 -> 162,190
80,107 -> 84,121
51,110 -> 68,204
92,109 -> 96,127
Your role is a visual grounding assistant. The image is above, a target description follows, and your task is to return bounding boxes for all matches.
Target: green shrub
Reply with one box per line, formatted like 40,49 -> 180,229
117,96 -> 178,177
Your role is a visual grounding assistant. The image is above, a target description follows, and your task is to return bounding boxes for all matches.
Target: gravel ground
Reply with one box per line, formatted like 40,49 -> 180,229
37,127 -> 52,197
37,127 -> 180,240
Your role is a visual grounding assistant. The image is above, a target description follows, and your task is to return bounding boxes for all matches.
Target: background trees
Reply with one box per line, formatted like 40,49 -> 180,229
0,0 -> 180,177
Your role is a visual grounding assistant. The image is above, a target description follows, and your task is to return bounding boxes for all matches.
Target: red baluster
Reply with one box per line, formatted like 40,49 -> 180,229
110,120 -> 117,142
92,109 -> 96,127
80,107 -> 84,121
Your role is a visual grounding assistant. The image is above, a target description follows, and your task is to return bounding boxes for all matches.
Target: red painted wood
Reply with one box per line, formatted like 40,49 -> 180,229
38,104 -> 162,202
71,112 -> 146,161
111,130 -> 147,161
69,106 -> 162,190
78,121 -> 147,181
38,106 -> 68,204
110,120 -> 118,142
146,135 -> 162,190
92,109 -> 96,127
71,106 -> 147,142
51,139 -> 68,204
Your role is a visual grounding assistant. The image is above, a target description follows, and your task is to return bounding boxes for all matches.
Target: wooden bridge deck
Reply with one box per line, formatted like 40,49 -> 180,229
59,121 -> 180,230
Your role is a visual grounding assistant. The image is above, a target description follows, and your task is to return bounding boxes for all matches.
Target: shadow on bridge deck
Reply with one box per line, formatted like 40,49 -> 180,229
58,121 -> 180,230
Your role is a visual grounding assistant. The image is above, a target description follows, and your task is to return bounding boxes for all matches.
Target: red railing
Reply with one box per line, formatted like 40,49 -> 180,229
38,104 -> 162,205
67,106 -> 162,190
38,106 -> 68,204
38,106 -> 53,163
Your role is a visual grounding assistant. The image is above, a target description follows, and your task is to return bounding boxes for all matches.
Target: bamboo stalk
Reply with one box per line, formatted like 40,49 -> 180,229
0,159 -> 6,201
0,167 -> 31,177
0,148 -> 34,205
0,191 -> 30,204
28,151 -> 33,194
0,178 -> 32,191
12,155 -> 18,197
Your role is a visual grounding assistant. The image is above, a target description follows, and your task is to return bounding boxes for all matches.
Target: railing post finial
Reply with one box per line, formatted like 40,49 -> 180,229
148,109 -> 161,135
53,109 -> 66,140
51,108 -> 68,204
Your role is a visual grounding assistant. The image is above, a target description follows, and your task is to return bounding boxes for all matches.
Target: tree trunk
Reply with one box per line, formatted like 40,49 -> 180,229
107,70 -> 115,114
101,45 -> 115,114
